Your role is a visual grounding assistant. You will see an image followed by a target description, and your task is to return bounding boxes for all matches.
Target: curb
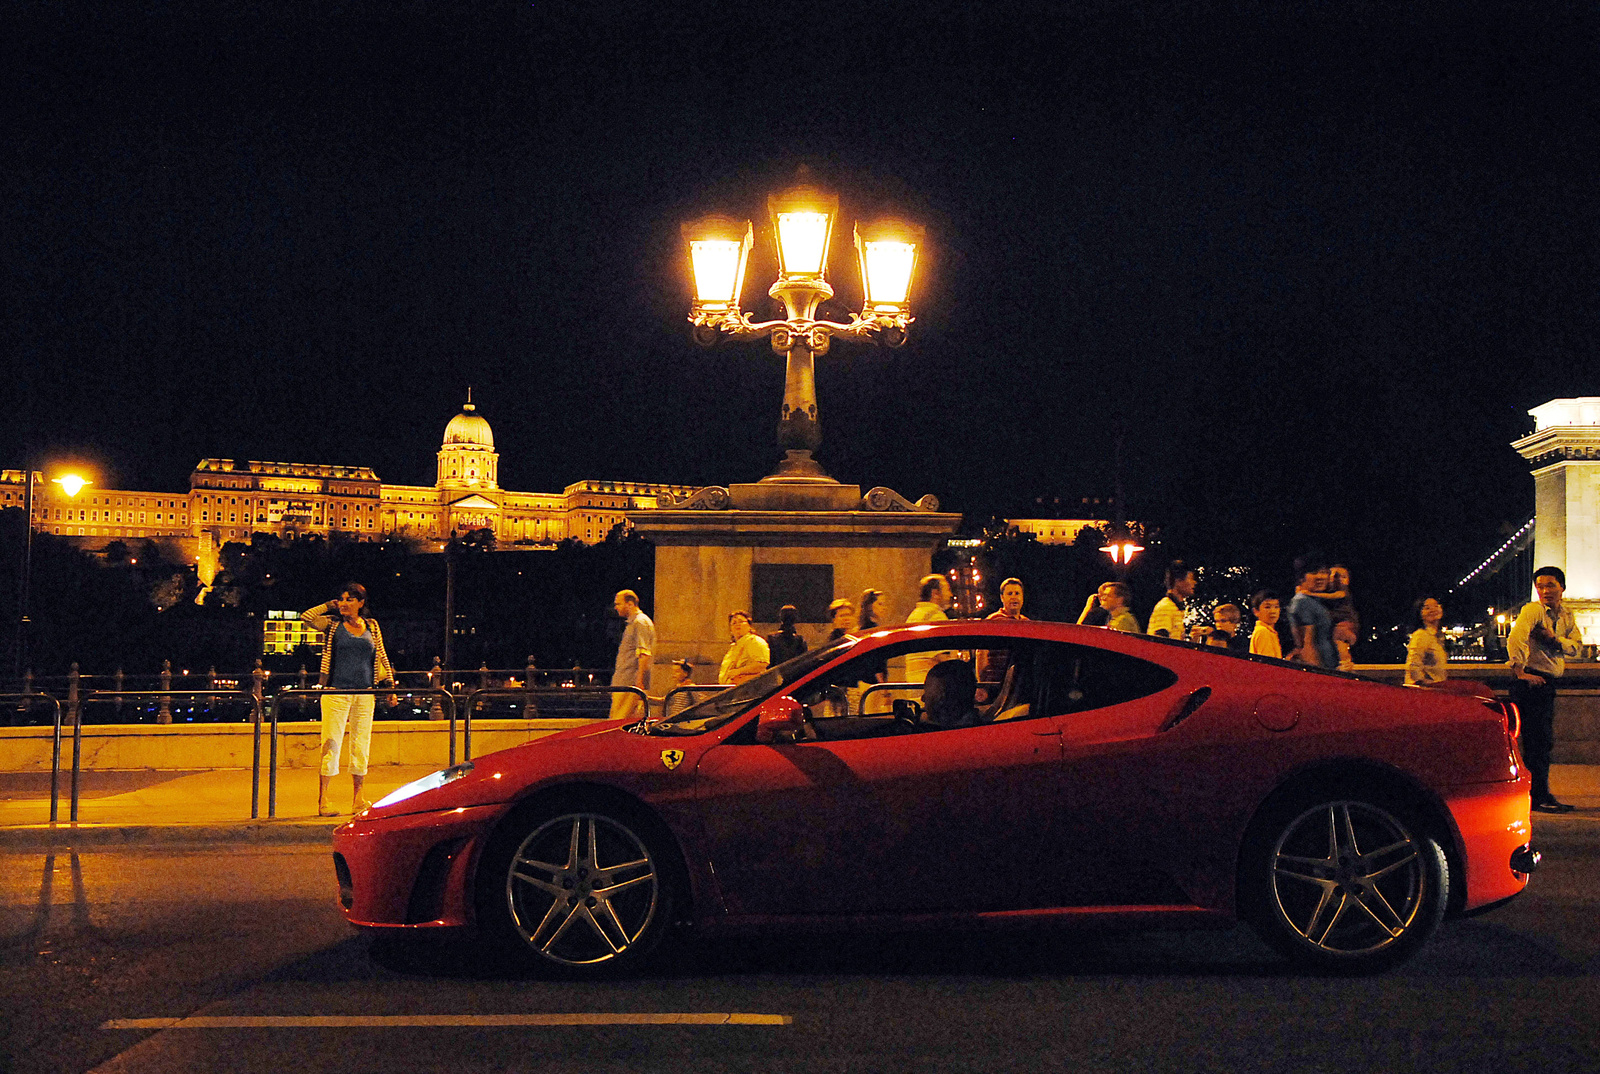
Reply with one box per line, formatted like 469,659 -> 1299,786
0,821 -> 340,849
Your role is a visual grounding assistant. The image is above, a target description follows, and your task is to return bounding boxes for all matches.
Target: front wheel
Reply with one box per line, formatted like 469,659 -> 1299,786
1242,795 -> 1448,974
476,806 -> 671,976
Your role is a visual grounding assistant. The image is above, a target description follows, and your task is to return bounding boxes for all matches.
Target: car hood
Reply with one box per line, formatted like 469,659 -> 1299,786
357,716 -> 711,820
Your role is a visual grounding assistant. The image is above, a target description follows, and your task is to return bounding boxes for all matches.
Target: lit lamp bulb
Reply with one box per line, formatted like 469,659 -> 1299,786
1101,539 -> 1145,564
52,474 -> 90,498
855,219 -> 925,313
681,215 -> 753,313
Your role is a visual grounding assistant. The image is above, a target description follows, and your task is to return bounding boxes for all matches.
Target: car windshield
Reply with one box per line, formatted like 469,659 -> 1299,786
645,637 -> 857,736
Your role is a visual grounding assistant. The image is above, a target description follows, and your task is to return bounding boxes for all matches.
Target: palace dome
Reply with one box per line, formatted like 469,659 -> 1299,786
442,401 -> 495,449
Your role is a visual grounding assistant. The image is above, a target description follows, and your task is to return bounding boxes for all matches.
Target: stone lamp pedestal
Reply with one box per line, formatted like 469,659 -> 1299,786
627,477 -> 960,682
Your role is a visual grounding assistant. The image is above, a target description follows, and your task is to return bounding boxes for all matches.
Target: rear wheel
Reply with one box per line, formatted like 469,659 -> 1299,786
1243,794 -> 1447,974
476,806 -> 671,976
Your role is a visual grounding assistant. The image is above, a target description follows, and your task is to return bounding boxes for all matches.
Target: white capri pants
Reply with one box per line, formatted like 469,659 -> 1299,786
320,693 -> 376,776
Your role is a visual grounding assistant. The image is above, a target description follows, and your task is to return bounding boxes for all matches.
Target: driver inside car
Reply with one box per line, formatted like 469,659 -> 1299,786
919,658 -> 983,729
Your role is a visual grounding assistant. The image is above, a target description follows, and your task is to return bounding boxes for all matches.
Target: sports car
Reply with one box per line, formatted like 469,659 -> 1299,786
331,619 -> 1537,975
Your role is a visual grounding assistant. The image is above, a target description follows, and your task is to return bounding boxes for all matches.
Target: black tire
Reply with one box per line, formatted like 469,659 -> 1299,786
475,801 -> 673,977
1241,791 -> 1448,974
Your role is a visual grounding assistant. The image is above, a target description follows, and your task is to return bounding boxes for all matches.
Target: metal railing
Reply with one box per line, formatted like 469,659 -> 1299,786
82,690 -> 264,818
2,693 -> 65,822
457,686 -> 649,762
265,687 -> 456,818
660,684 -> 728,719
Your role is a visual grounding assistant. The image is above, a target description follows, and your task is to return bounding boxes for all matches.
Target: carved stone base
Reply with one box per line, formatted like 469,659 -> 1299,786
764,449 -> 832,482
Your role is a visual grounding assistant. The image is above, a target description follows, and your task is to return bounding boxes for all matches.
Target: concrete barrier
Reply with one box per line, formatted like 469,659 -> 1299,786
0,718 -> 603,773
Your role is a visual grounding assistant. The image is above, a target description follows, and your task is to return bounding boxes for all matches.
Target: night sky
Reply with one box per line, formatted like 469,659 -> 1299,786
8,1 -> 1597,610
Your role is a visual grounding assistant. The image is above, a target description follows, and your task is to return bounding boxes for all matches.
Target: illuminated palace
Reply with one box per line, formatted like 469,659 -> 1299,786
2,398 -> 693,582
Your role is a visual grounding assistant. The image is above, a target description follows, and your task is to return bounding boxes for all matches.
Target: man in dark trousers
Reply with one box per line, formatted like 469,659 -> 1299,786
1506,566 -> 1585,813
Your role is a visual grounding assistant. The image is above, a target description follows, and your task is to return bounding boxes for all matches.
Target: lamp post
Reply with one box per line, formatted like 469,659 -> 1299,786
682,177 -> 925,481
14,466 -> 90,678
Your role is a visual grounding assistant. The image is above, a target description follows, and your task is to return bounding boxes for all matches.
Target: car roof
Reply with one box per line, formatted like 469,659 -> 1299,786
847,618 -> 1368,680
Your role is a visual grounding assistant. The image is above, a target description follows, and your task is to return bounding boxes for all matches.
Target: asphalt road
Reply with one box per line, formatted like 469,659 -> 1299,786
2,817 -> 1597,1074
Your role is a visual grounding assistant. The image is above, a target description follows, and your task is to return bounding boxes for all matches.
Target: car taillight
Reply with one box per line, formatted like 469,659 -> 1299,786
1492,698 -> 1520,741
1486,698 -> 1522,772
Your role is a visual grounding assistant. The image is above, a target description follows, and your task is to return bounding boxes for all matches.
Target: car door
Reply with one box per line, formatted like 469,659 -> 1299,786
694,643 -> 1068,917
1034,640 -> 1206,906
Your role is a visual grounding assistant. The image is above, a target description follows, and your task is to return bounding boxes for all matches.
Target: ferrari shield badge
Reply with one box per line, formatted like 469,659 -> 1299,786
660,749 -> 685,771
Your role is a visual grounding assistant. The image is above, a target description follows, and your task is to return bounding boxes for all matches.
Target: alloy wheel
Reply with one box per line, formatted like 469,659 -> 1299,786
504,812 -> 660,967
1269,800 -> 1428,957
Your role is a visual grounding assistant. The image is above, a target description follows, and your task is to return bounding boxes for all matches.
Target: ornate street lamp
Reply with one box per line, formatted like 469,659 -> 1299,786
682,177 -> 925,480
13,465 -> 91,677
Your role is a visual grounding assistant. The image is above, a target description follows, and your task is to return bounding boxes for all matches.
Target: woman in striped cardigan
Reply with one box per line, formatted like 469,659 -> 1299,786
302,583 -> 395,816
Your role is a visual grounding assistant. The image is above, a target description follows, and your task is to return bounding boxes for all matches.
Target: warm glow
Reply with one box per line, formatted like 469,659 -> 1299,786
52,474 -> 90,498
861,240 -> 916,307
1101,540 -> 1145,564
776,212 -> 831,276
681,215 -> 751,311
690,239 -> 745,306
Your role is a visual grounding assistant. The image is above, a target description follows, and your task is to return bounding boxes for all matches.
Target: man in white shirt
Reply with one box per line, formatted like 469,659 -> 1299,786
1507,566 -> 1585,813
610,590 -> 654,721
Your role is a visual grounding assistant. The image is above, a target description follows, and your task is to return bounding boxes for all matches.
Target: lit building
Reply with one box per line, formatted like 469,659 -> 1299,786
1006,518 -> 1108,545
1002,495 -> 1122,546
1511,396 -> 1600,637
2,396 -> 694,583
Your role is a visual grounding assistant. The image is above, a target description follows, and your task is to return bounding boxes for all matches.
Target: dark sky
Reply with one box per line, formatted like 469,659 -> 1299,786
7,1 -> 1597,602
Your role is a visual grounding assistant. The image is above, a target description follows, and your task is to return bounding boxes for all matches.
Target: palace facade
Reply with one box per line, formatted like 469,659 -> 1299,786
3,398 -> 694,582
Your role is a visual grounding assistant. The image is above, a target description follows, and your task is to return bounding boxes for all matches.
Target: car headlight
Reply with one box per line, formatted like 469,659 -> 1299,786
373,762 -> 475,810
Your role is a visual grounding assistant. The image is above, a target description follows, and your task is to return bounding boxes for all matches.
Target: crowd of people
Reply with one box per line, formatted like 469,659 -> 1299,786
609,555 -> 1481,704
607,554 -> 1586,813
289,557 -> 1583,818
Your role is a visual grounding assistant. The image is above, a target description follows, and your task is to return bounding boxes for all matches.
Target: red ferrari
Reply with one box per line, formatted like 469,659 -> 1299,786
332,620 -> 1537,975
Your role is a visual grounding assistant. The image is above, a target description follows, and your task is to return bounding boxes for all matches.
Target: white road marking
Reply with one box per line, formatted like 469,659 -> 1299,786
102,1012 -> 792,1029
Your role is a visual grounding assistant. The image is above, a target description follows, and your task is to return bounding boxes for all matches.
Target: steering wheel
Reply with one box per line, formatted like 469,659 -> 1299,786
892,699 -> 923,734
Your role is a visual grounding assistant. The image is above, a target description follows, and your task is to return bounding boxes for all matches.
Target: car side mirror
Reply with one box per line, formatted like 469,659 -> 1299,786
754,696 -> 807,744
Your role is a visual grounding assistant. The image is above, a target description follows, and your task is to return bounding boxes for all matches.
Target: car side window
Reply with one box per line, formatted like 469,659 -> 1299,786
787,639 -> 1042,741
1037,642 -> 1177,716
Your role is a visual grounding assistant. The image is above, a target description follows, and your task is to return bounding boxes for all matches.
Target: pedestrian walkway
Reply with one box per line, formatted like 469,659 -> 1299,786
0,765 -> 441,846
1,764 -> 1596,848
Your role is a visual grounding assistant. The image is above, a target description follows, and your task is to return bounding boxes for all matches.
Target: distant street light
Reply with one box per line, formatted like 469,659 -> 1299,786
682,177 -> 925,479
13,465 -> 91,676
1100,535 -> 1145,567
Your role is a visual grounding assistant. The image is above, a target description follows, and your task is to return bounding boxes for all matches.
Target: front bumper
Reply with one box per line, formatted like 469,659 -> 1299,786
332,803 -> 506,928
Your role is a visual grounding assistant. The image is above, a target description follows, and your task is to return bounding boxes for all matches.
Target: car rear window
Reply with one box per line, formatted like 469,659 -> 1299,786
1037,642 -> 1178,715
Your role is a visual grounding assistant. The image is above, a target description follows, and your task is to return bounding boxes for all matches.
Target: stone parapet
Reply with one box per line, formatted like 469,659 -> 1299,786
0,718 -> 602,773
